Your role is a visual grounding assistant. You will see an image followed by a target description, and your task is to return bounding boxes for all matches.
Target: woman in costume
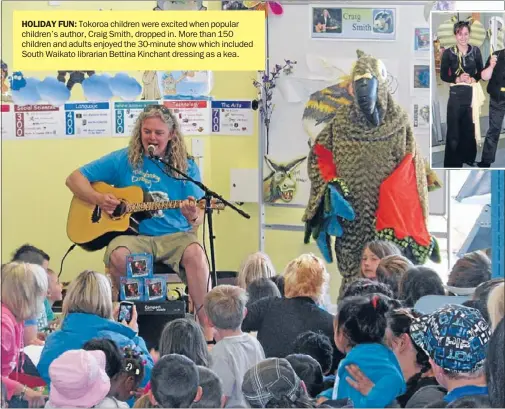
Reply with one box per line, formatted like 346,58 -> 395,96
440,20 -> 483,168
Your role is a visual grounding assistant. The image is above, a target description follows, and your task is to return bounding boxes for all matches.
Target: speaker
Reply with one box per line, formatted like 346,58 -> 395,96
135,300 -> 186,351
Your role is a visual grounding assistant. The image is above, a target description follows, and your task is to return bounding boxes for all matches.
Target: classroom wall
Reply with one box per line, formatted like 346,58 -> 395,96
1,1 -> 339,298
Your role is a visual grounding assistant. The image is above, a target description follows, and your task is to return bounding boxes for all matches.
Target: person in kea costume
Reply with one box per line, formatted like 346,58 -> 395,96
303,49 -> 440,295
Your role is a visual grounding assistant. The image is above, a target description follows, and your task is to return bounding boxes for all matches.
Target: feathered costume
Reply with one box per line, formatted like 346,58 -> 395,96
303,50 -> 439,292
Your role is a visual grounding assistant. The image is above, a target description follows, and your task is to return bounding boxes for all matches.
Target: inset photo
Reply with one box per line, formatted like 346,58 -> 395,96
431,10 -> 505,169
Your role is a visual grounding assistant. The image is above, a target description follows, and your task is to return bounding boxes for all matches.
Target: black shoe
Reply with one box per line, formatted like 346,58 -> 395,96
464,161 -> 476,167
477,162 -> 491,168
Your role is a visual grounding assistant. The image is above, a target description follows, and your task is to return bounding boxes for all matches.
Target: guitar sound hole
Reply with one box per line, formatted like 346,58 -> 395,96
111,201 -> 127,218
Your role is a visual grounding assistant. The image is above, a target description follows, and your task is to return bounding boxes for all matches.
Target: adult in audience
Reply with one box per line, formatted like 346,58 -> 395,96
150,354 -> 202,408
242,254 -> 343,371
343,308 -> 444,407
190,366 -> 224,409
158,318 -> 210,366
446,251 -> 491,295
376,255 -> 413,298
37,270 -> 153,389
1,262 -> 48,408
360,240 -> 402,280
485,318 -> 504,408
237,252 -> 276,289
487,283 -> 504,331
246,277 -> 281,307
11,244 -> 50,270
400,266 -> 445,307
410,305 -> 491,407
242,358 -> 318,408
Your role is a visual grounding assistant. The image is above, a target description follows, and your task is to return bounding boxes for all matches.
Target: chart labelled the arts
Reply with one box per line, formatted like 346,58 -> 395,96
1,104 -> 14,139
64,102 -> 111,137
113,101 -> 158,137
210,101 -> 253,135
163,100 -> 210,135
13,104 -> 65,139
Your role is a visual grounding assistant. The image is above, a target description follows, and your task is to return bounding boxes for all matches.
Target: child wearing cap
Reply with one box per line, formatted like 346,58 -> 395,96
204,285 -> 265,408
410,304 -> 491,406
45,349 -> 110,408
242,357 -> 315,408
330,294 -> 406,407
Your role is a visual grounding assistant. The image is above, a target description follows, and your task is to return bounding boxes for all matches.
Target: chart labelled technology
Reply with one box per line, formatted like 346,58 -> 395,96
64,102 -> 111,137
211,100 -> 253,135
13,104 -> 64,139
1,104 -> 14,139
163,100 -> 210,135
113,101 -> 158,137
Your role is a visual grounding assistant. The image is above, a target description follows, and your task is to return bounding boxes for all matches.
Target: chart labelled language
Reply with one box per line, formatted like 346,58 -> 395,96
14,104 -> 65,139
211,100 -> 253,135
64,102 -> 111,137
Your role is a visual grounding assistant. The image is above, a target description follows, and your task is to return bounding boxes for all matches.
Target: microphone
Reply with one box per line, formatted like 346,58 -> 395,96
147,145 -> 156,157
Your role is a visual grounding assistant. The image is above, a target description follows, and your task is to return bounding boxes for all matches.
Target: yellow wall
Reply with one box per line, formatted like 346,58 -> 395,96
1,1 -> 341,301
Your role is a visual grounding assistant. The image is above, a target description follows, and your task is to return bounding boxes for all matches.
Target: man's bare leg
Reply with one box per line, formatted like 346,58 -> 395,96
181,243 -> 213,340
108,247 -> 131,301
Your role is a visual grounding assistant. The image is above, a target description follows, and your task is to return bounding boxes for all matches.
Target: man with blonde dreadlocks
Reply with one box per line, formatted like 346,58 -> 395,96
65,104 -> 213,340
440,20 -> 484,168
303,49 -> 439,294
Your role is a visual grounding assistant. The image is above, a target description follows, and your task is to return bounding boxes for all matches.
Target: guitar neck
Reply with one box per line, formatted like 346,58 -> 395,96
127,200 -> 188,213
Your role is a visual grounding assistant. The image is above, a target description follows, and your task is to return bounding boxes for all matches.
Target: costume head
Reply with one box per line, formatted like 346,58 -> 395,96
351,49 -> 389,126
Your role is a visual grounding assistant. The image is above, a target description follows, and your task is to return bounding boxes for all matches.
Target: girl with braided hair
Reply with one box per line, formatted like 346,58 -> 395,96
343,309 -> 445,407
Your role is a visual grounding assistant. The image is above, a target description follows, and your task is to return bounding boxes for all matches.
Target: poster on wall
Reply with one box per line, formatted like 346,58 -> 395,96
414,27 -> 430,54
1,104 -> 14,139
113,100 -> 158,137
412,63 -> 430,92
311,6 -> 396,40
158,71 -> 213,100
64,102 -> 111,137
13,104 -> 65,139
163,100 -> 210,135
410,99 -> 430,130
210,100 -> 253,135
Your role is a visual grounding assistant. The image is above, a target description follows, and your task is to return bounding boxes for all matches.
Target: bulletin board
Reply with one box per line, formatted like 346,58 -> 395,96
263,1 -> 446,216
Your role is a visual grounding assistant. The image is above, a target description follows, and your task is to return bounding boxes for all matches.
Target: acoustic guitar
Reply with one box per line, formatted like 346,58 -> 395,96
67,182 -> 225,251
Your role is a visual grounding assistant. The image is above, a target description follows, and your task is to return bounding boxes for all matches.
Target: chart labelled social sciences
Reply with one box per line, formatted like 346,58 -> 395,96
64,102 -> 111,137
211,101 -> 253,135
1,104 -> 14,139
113,101 -> 158,137
13,104 -> 65,139
163,100 -> 210,135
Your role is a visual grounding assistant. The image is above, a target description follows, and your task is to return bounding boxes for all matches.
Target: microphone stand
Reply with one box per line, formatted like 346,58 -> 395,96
149,152 -> 250,288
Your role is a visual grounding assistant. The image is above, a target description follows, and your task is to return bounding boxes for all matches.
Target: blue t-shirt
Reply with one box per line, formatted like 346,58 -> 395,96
80,148 -> 205,236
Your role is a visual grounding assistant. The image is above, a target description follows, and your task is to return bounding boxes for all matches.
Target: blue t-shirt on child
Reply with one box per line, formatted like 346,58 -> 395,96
333,343 -> 406,408
80,148 -> 205,236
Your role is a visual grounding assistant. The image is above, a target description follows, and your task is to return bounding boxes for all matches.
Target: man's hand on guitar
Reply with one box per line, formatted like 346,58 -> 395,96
181,196 -> 199,223
96,193 -> 121,215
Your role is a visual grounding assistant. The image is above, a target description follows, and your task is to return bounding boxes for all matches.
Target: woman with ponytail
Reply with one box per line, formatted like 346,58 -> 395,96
329,294 -> 406,408
343,309 -> 446,407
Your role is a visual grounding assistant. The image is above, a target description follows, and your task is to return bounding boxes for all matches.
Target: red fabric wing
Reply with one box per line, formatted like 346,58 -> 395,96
375,154 -> 431,246
314,143 -> 338,182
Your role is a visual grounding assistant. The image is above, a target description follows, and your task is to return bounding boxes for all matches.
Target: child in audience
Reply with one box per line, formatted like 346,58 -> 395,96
45,349 -> 110,408
246,277 -> 281,307
150,354 -> 203,408
83,339 -> 145,407
270,275 -> 285,297
204,285 -> 265,407
487,282 -> 504,331
360,240 -> 401,280
332,294 -> 406,407
342,278 -> 394,300
400,266 -> 445,307
190,366 -> 225,408
237,252 -> 276,289
375,255 -> 413,298
292,330 -> 334,378
286,354 -> 325,398
44,269 -> 63,329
